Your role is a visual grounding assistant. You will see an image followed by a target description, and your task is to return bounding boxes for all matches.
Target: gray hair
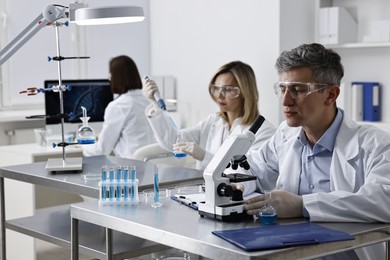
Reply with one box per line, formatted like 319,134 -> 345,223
275,43 -> 344,85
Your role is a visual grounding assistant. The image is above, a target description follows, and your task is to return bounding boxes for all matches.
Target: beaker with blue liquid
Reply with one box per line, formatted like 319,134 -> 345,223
173,131 -> 187,158
77,106 -> 95,144
259,190 -> 277,225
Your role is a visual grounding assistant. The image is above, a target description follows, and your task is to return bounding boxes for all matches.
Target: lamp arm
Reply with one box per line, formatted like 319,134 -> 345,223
0,14 -> 49,65
0,4 -> 68,65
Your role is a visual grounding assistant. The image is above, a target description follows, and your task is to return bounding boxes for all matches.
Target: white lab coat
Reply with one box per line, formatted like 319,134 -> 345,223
247,110 -> 390,259
83,90 -> 155,159
146,103 -> 276,170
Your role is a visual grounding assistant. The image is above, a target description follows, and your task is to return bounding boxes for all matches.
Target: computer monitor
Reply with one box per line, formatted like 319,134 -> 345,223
44,79 -> 113,125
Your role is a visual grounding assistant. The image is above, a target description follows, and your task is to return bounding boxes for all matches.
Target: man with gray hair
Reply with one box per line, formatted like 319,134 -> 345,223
243,43 -> 390,259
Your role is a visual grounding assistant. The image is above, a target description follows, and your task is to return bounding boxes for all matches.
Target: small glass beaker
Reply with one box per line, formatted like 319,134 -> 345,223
77,125 -> 95,144
173,131 -> 187,158
259,190 -> 277,225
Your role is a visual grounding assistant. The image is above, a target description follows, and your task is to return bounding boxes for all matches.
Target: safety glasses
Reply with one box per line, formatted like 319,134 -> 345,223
273,82 -> 330,99
210,84 -> 240,99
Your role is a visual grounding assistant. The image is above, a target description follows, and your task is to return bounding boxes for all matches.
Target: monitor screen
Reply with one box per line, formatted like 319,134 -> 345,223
44,79 -> 113,125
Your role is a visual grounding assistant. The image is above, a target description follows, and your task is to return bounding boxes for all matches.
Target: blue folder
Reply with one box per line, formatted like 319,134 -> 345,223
352,81 -> 381,122
212,222 -> 354,251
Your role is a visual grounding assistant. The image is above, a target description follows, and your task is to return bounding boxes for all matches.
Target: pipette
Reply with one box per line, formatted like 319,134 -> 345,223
144,76 -> 167,111
144,76 -> 179,130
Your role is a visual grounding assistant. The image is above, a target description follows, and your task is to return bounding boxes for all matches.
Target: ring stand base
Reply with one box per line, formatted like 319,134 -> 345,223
45,157 -> 83,172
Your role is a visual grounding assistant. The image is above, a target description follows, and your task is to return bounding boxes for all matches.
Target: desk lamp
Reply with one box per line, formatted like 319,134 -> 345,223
0,2 -> 145,172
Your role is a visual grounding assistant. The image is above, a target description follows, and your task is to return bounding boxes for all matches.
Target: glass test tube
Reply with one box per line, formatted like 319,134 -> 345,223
116,166 -> 122,201
101,165 -> 108,201
109,166 -> 115,201
123,166 -> 129,201
130,166 -> 137,202
151,164 -> 163,208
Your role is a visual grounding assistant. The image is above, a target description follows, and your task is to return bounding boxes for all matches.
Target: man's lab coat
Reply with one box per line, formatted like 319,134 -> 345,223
247,109 -> 390,259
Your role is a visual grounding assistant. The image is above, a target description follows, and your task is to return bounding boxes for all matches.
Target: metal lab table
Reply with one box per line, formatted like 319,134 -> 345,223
71,199 -> 390,260
0,155 -> 203,259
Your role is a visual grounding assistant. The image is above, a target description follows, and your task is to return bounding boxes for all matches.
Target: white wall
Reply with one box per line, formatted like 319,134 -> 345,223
149,0 -> 282,127
0,0 -> 316,145
0,0 -> 150,145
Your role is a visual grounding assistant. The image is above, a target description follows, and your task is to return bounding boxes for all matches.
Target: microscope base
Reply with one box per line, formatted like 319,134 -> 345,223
198,202 -> 252,222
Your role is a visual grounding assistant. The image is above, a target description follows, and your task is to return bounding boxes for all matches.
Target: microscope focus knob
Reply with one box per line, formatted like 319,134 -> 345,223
217,183 -> 233,197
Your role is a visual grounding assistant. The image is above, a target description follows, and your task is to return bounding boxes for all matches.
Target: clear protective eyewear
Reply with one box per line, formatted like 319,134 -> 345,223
273,82 -> 330,99
210,84 -> 241,99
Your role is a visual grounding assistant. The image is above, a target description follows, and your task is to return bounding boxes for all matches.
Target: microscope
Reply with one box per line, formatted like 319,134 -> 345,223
198,115 -> 265,221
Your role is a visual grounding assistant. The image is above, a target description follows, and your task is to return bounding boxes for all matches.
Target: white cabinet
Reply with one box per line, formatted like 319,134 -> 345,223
317,6 -> 357,45
315,0 -> 390,132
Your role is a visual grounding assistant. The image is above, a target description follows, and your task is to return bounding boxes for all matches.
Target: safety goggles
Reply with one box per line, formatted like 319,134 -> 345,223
210,84 -> 240,99
273,82 -> 330,99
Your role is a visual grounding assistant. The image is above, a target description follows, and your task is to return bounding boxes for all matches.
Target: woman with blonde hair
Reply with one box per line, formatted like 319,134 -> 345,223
143,61 -> 275,170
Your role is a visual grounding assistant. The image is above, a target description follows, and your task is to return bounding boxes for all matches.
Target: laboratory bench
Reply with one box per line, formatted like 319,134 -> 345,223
71,199 -> 390,260
0,155 -> 203,260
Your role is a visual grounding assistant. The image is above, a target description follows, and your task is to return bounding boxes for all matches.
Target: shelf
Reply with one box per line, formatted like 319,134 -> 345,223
5,205 -> 168,259
325,42 -> 390,49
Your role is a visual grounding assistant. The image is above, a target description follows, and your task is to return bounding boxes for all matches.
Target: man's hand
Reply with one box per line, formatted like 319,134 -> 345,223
244,190 -> 303,218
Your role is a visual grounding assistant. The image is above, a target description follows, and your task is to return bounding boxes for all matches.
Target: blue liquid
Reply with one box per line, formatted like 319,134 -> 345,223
116,167 -> 122,201
259,212 -> 277,225
123,167 -> 129,201
130,166 -> 137,202
109,168 -> 115,201
154,173 -> 159,203
77,138 -> 95,144
173,152 -> 187,158
101,166 -> 107,201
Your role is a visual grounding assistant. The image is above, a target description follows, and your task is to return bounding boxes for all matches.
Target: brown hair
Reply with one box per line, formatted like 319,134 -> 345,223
109,55 -> 142,94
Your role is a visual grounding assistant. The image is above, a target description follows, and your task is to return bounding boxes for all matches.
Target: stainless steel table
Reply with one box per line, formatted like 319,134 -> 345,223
0,155 -> 202,260
71,198 -> 390,260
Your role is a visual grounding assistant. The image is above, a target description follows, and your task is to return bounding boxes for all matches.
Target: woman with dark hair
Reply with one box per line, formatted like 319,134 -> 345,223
143,61 -> 275,170
83,55 -> 154,158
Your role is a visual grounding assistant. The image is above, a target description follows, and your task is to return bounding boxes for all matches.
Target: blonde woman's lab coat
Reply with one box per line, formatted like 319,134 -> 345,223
247,109 -> 390,259
83,90 -> 155,159
145,103 -> 276,170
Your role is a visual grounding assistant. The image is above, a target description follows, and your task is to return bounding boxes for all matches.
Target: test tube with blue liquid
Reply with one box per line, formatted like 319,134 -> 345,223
123,166 -> 129,201
116,166 -> 122,201
130,166 -> 137,202
151,164 -> 163,208
101,165 -> 108,201
109,166 -> 115,201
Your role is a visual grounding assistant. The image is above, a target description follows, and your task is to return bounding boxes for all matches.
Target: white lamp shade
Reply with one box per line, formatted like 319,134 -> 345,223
75,6 -> 144,25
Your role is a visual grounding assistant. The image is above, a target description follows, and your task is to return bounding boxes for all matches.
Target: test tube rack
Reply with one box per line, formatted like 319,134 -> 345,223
98,179 -> 139,206
99,165 -> 139,206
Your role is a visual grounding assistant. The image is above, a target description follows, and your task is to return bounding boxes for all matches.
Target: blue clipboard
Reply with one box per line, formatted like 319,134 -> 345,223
212,222 -> 354,251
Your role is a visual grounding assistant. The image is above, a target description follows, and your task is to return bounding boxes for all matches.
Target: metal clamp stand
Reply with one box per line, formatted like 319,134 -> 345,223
45,21 -> 82,172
